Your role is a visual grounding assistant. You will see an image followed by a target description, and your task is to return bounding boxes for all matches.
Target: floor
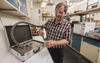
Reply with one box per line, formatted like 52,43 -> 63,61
63,46 -> 92,63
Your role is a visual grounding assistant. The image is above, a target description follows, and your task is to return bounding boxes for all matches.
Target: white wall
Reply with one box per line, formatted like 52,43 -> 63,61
30,9 -> 41,25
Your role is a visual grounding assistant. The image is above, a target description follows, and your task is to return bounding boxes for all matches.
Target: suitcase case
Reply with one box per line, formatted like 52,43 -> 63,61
5,25 -> 44,62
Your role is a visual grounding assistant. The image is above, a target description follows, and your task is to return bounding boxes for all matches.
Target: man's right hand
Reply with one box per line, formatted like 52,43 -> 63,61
38,29 -> 44,37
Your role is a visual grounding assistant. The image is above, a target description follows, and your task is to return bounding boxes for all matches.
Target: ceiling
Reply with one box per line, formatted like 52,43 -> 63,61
32,0 -> 84,8
33,0 -> 66,4
69,0 -> 84,3
33,0 -> 84,3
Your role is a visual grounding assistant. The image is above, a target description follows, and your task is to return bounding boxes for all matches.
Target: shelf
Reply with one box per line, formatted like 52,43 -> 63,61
70,8 -> 100,16
42,16 -> 55,18
0,0 -> 30,19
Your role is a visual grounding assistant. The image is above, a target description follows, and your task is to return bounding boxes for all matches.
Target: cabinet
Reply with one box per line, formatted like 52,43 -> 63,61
0,0 -> 31,19
97,49 -> 100,63
80,37 -> 100,63
19,0 -> 28,15
71,33 -> 82,51
80,42 -> 99,63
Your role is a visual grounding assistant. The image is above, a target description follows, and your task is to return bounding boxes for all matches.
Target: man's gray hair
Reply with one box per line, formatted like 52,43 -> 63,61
55,2 -> 68,13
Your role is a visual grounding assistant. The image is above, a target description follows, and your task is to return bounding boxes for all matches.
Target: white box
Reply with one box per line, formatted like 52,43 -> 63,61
73,22 -> 95,35
94,13 -> 100,21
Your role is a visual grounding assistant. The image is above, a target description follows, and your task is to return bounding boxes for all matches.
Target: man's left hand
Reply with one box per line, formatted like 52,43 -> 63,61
45,40 -> 56,48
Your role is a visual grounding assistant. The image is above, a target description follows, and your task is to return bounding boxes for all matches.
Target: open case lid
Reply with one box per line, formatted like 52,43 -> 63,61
5,25 -> 32,46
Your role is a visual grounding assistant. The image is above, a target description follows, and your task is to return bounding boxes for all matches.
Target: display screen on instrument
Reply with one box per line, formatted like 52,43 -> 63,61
5,25 -> 32,46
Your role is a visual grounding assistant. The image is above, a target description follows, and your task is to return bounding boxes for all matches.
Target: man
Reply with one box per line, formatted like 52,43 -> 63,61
30,26 -> 45,42
43,2 -> 71,63
30,26 -> 36,36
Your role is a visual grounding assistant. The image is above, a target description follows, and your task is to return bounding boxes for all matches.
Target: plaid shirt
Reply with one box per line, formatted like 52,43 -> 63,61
44,19 -> 71,41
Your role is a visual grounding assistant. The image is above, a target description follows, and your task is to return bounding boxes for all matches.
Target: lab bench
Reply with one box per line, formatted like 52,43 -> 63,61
71,33 -> 100,63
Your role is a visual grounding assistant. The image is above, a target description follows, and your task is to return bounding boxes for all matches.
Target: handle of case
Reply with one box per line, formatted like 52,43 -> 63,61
33,47 -> 40,53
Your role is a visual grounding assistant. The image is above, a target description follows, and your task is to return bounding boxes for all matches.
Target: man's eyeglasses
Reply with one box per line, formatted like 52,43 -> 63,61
55,10 -> 65,14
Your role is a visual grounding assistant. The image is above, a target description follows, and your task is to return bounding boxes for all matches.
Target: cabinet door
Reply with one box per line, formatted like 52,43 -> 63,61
72,34 -> 82,51
7,0 -> 19,9
97,49 -> 100,63
80,42 -> 99,63
19,0 -> 28,15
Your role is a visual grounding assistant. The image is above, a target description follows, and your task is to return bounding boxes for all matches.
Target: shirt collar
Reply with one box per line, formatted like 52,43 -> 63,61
53,18 -> 64,25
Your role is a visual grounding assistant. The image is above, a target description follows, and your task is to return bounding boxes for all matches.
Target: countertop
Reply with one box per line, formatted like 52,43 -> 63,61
73,32 -> 100,41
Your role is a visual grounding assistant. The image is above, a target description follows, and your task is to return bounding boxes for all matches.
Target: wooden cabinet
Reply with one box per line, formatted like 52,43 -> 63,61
80,42 -> 99,63
80,37 -> 100,63
97,49 -> 100,63
71,33 -> 100,63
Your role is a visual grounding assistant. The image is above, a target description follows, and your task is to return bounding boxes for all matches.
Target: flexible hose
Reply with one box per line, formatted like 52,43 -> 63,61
10,22 -> 42,49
